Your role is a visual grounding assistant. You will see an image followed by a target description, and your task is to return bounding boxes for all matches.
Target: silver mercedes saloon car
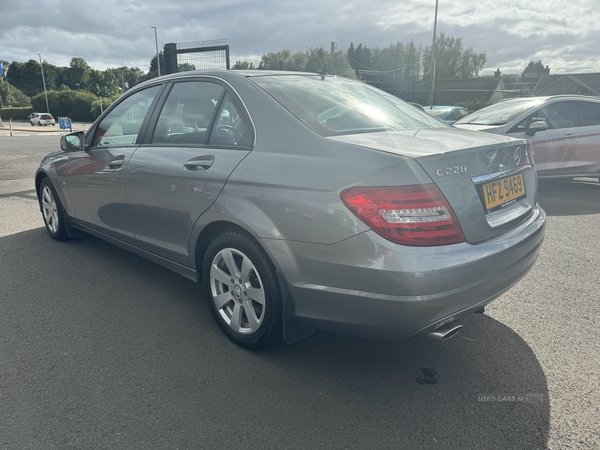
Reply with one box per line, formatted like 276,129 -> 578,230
36,71 -> 546,349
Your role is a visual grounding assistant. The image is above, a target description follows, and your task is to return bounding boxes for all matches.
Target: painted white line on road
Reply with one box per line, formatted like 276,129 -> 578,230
0,132 -> 63,137
0,178 -> 33,183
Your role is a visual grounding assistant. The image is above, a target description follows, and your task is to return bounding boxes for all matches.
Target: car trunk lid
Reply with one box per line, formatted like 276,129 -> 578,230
328,128 -> 536,244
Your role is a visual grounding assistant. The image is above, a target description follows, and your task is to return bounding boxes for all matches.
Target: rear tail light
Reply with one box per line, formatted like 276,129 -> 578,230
341,184 -> 465,246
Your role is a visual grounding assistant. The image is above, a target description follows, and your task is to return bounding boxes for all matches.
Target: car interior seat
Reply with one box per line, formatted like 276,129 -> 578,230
166,97 -> 215,144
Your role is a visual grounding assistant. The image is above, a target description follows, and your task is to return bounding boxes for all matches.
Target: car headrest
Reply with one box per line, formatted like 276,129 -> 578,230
182,97 -> 216,129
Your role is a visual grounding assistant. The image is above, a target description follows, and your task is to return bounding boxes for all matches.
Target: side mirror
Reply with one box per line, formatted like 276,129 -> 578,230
60,131 -> 85,152
525,120 -> 548,136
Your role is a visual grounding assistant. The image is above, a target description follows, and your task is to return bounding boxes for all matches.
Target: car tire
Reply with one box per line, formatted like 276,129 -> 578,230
39,178 -> 70,241
203,230 -> 282,350
30,122 -> 34,126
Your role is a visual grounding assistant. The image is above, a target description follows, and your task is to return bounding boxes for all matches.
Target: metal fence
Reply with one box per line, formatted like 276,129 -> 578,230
163,39 -> 230,74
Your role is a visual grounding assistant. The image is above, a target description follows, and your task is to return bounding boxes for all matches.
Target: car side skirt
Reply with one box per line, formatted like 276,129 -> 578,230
70,220 -> 198,282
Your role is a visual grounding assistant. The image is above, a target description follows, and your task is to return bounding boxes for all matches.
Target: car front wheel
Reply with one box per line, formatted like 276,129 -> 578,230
203,230 -> 282,349
39,178 -> 69,241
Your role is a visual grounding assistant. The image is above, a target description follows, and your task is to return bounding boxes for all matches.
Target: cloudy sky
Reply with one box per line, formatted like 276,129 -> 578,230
1,0 -> 599,76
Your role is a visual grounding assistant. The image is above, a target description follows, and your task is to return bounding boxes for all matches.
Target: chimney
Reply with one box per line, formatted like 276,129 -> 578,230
494,69 -> 501,78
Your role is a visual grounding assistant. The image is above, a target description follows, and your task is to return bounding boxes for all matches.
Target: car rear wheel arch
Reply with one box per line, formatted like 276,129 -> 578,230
194,221 -> 256,285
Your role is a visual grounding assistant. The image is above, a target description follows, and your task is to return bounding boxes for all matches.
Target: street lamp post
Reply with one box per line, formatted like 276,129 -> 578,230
37,53 -> 50,113
428,0 -> 439,106
96,85 -> 103,114
151,26 -> 161,76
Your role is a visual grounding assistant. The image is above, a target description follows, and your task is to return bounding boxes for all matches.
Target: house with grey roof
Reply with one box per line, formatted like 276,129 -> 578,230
372,67 -> 600,107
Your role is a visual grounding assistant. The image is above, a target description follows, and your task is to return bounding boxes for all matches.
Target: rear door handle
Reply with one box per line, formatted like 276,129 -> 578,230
184,155 -> 215,171
562,133 -> 577,139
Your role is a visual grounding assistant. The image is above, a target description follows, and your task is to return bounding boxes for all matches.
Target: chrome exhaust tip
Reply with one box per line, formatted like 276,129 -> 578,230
427,322 -> 463,341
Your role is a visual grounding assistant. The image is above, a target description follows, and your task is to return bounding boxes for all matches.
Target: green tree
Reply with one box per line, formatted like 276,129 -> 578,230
527,60 -> 545,71
304,47 -> 329,73
347,43 -> 372,70
232,60 -> 256,70
150,52 -> 165,73
422,33 -> 486,79
6,60 -> 43,96
259,50 -> 293,70
178,63 -> 196,72
84,69 -> 120,98
123,66 -> 144,89
65,57 -> 91,89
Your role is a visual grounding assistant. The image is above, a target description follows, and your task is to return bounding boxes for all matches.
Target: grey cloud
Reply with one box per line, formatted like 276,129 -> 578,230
0,0 -> 598,74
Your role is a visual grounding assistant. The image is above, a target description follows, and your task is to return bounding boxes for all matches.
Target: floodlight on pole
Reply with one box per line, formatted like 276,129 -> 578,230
151,26 -> 161,76
37,53 -> 50,113
428,0 -> 439,106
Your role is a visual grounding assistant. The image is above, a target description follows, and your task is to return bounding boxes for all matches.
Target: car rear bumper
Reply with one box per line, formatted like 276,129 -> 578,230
269,205 -> 546,341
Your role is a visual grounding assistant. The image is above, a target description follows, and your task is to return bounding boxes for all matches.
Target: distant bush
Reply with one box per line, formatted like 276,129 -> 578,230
31,89 -> 99,121
90,95 -> 119,118
0,107 -> 33,120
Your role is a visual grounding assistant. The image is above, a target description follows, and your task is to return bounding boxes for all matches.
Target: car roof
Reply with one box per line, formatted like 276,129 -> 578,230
498,95 -> 600,104
124,70 -> 341,97
154,69 -> 321,82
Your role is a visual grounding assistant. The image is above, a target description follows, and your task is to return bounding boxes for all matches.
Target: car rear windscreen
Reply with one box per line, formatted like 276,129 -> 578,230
251,75 -> 445,137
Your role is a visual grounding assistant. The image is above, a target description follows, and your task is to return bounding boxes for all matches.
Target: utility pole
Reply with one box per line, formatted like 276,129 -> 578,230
151,26 -> 161,76
120,61 -> 126,92
37,53 -> 50,113
330,42 -> 336,75
428,0 -> 439,106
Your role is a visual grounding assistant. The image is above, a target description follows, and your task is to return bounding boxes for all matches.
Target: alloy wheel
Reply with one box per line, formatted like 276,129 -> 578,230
209,248 -> 266,334
41,185 -> 59,234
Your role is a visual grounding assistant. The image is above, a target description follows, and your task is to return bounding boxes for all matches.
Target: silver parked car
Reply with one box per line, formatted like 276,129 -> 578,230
423,105 -> 471,124
454,95 -> 600,179
36,71 -> 546,349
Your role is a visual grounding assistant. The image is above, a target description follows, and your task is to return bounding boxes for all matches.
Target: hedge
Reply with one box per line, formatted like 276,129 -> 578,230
30,90 -> 99,122
0,107 -> 34,120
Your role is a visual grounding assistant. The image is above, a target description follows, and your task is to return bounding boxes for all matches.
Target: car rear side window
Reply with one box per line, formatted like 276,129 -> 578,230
577,101 -> 600,127
208,93 -> 252,147
94,86 -> 161,147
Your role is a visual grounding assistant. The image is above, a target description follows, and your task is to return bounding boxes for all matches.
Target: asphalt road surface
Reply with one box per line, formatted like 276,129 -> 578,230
1,134 -> 599,449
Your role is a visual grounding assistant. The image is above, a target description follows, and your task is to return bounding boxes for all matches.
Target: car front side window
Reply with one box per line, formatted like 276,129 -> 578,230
511,101 -> 574,132
93,85 -> 161,147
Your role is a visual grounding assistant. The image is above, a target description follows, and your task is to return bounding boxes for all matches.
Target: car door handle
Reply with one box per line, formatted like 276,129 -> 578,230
104,155 -> 125,171
562,133 -> 577,139
184,155 -> 215,171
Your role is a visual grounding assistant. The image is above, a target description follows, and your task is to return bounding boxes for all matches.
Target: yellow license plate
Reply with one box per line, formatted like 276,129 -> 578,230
482,173 -> 526,211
